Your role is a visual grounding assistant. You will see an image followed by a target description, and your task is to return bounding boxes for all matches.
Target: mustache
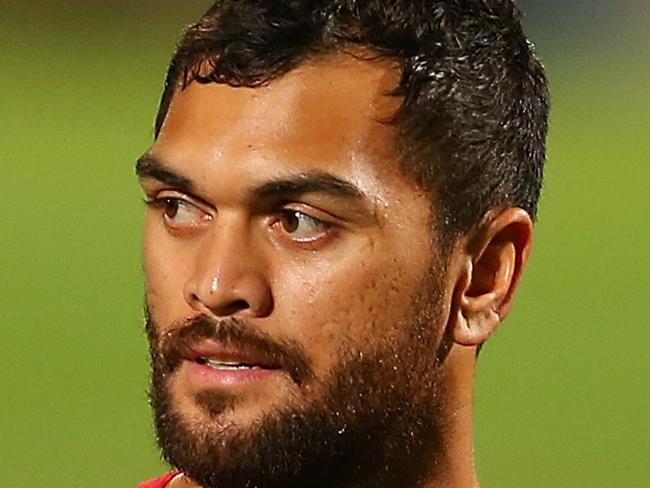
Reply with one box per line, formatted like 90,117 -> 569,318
148,312 -> 314,386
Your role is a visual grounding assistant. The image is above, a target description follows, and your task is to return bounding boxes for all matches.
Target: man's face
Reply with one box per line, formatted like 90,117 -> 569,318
140,55 -> 454,488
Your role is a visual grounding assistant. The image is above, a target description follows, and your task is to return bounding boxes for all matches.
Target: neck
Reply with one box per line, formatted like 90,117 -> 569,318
420,343 -> 480,488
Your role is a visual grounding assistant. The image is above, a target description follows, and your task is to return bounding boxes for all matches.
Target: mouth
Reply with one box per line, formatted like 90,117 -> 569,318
195,357 -> 279,371
181,341 -> 283,388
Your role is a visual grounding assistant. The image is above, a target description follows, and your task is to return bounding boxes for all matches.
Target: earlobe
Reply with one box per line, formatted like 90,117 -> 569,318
450,260 -> 503,346
449,208 -> 533,347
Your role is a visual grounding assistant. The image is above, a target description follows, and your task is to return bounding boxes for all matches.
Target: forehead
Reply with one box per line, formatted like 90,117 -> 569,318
153,54 -> 407,190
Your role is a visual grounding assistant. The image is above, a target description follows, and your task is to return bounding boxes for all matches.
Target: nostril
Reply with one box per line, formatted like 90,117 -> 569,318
214,299 -> 251,317
185,291 -> 204,310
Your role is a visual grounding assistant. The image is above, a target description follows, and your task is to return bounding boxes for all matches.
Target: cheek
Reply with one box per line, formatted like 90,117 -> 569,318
271,246 -> 430,372
143,221 -> 194,323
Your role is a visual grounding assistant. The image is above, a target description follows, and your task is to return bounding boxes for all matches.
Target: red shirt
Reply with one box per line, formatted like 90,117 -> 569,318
137,471 -> 183,488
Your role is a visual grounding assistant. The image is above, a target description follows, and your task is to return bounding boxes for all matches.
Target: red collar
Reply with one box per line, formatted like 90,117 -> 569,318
136,471 -> 183,488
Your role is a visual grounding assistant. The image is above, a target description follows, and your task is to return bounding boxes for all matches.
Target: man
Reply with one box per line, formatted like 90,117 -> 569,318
136,1 -> 548,487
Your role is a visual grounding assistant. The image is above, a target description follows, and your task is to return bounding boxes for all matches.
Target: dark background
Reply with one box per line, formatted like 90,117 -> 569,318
1,1 -> 648,486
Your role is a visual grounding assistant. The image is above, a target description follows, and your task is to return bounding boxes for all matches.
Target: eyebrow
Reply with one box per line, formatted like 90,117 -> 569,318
135,153 -> 194,193
250,172 -> 365,202
135,153 -> 366,203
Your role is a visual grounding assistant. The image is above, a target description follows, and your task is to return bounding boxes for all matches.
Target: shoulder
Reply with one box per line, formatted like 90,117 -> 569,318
136,471 -> 183,488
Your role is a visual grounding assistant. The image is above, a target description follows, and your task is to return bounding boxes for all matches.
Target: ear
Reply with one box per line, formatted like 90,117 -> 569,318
449,208 -> 534,346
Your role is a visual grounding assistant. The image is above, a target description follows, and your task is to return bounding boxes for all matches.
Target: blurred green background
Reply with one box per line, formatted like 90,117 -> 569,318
1,1 -> 648,486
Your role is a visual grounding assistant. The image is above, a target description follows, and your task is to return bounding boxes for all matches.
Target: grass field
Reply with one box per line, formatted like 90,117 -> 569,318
1,1 -> 648,486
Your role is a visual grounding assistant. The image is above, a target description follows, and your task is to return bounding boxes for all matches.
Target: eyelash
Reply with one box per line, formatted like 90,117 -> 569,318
143,194 -> 338,247
271,208 -> 336,246
144,195 -> 211,229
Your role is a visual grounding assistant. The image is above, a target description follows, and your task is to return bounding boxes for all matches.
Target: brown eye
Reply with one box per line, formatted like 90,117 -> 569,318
280,211 -> 300,233
278,210 -> 330,241
152,197 -> 208,227
162,198 -> 179,219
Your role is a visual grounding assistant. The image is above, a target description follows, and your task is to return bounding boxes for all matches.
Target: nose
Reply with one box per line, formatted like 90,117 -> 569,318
183,217 -> 273,318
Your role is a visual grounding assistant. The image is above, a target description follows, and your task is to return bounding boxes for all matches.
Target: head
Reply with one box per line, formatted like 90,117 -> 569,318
137,1 -> 548,487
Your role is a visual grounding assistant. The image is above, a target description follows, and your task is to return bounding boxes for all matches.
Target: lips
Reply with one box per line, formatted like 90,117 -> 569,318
181,341 -> 283,389
188,340 -> 282,371
155,316 -> 314,386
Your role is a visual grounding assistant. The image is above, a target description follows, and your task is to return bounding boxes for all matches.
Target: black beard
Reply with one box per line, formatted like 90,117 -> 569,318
147,301 -> 449,488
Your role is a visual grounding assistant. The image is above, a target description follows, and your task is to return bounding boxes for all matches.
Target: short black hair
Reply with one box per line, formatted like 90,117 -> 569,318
155,0 -> 549,237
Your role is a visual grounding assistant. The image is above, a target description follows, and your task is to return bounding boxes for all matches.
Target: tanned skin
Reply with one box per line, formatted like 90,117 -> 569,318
138,53 -> 533,488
